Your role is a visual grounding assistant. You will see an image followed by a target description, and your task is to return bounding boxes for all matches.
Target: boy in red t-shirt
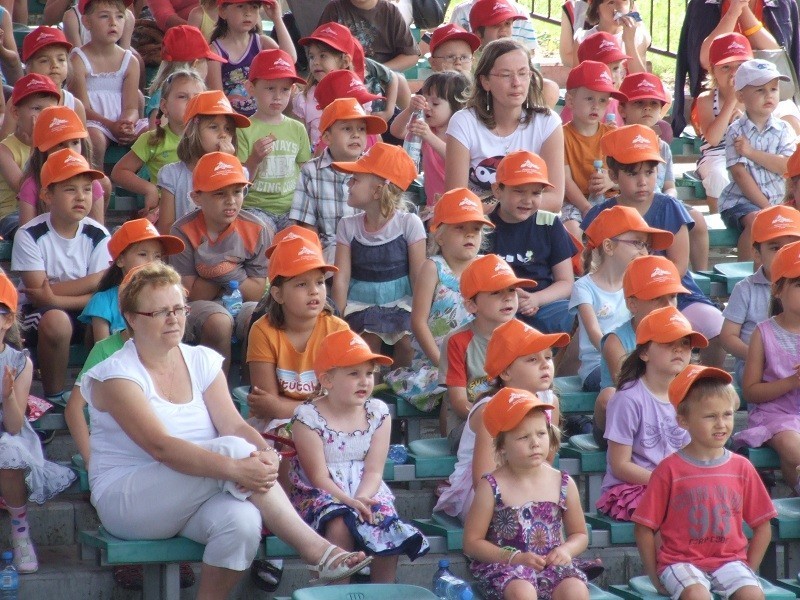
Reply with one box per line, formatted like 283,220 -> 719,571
633,365 -> 776,600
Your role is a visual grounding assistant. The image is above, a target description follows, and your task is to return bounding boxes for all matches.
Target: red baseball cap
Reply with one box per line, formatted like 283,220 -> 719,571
192,152 -> 249,192
619,72 -> 669,104
669,365 -> 732,410
495,151 -> 553,188
460,254 -> 536,299
22,26 -> 72,62
314,70 -> 383,111
314,329 -> 392,376
429,23 -> 480,55
469,0 -> 526,30
162,25 -> 226,63
299,22 -> 356,57
108,218 -> 185,261
11,73 -> 60,106
79,0 -> 133,13
249,49 -> 306,84
709,32 -> 753,66
332,142 -> 417,190
577,31 -> 630,64
566,61 -> 627,101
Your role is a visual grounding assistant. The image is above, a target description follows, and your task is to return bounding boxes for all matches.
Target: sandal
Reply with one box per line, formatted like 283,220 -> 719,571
250,559 -> 282,592
308,544 -> 372,586
12,537 -> 38,573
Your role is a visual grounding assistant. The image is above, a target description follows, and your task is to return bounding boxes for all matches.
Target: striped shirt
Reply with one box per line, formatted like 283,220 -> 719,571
450,0 -> 539,52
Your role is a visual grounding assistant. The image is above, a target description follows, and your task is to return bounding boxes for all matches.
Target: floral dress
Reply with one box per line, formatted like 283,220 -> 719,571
385,256 -> 473,411
471,472 -> 587,600
288,398 -> 429,558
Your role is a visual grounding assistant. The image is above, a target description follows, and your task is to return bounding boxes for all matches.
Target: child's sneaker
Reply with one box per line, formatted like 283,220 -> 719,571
12,536 -> 38,573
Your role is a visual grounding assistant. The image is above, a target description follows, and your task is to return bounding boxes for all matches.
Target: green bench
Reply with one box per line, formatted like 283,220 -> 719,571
560,435 -> 606,509
553,376 -> 598,414
775,578 -> 800,597
584,512 -> 635,545
738,446 -> 781,469
691,271 -> 711,296
286,584 -> 439,600
408,437 -> 457,478
712,261 -> 754,295
705,213 -> 739,248
675,171 -> 707,200
413,511 -> 464,551
610,575 -> 794,599
669,133 -> 702,157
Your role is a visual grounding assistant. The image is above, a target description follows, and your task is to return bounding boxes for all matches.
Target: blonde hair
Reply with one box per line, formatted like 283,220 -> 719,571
676,379 -> 739,417
149,69 -> 206,147
303,41 -> 353,96
177,113 -> 238,163
492,408 -> 561,460
784,175 -> 800,204
118,262 -> 184,333
428,222 -> 490,256
377,180 -> 405,219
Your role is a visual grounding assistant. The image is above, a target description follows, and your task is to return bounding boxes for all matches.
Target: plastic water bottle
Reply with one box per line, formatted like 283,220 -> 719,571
221,280 -> 243,319
442,574 -> 474,600
388,444 -> 408,464
588,159 -> 605,205
432,558 -> 453,598
403,109 -> 425,172
0,551 -> 18,600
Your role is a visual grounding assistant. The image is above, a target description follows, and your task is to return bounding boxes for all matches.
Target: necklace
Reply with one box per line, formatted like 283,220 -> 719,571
150,354 -> 177,402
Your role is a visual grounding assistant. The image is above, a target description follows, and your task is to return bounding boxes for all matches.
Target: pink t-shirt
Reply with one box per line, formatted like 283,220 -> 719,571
292,87 -> 323,150
422,142 -> 444,206
19,176 -> 104,208
632,450 -> 776,574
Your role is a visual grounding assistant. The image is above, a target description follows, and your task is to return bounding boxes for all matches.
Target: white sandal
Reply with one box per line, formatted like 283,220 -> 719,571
308,544 -> 372,586
12,536 -> 38,573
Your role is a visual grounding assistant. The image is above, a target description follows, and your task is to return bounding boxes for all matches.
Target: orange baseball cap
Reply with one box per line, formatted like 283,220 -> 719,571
319,97 -> 387,136
162,25 -> 226,63
566,61 -> 627,101
429,23 -> 480,54
786,146 -> 800,178
22,26 -> 72,62
268,235 -> 337,281
601,124 -> 665,165
770,239 -> 800,282
484,319 -> 569,379
184,90 -> 250,128
622,255 -> 689,299
332,142 -> 417,190
460,254 -> 536,299
314,329 -> 392,376
249,49 -> 306,84
265,225 -> 322,259
751,205 -> 800,244
11,73 -> 60,106
482,387 -> 555,437
107,218 -> 185,261
577,31 -> 630,64
634,305 -> 708,348
0,272 -> 18,312
495,151 -> 553,188
192,152 -> 249,192
314,70 -> 383,111
584,205 -> 674,251
430,188 -> 494,232
33,106 -> 87,153
668,364 -> 732,410
299,22 -> 356,57
709,32 -> 752,66
619,72 -> 668,104
469,0 -> 526,30
40,148 -> 103,190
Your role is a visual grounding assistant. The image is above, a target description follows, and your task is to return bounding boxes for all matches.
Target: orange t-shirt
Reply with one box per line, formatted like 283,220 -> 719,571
246,313 -> 349,400
563,121 -> 616,196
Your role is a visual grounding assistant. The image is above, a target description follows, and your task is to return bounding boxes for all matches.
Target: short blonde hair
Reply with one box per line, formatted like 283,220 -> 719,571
118,262 -> 184,333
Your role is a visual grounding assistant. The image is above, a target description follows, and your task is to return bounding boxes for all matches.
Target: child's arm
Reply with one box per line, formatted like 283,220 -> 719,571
1,362 -> 32,436
602,332 -> 626,385
664,224 -> 690,276
0,144 -> 23,193
239,276 -> 267,303
206,59 -> 223,91
470,404 -> 497,487
118,54 -> 141,141
243,133 -> 275,179
65,383 -> 90,465
564,165 -> 592,216
608,440 -> 652,485
62,8 -> 82,48
262,1 -> 297,62
696,91 -> 740,147
547,475 -> 589,565
538,125 -> 566,214
187,6 -> 203,29
383,54 -> 419,74
91,317 -> 111,343
620,16 -> 648,75
446,387 -> 470,421
407,239 -> 426,289
247,362 -> 304,421
111,152 -> 160,213
634,523 -> 668,595
353,409 -> 391,503
181,274 -> 221,302
733,134 -> 791,176
410,258 -> 441,365
742,326 -> 800,404
120,9 -> 134,50
21,271 -> 100,310
747,520 -> 772,570
576,303 -> 603,351
719,318 -> 748,361
18,197 -> 37,227
729,163 -> 770,209
332,243 -> 351,315
0,9 -> 23,85
156,189 -> 176,235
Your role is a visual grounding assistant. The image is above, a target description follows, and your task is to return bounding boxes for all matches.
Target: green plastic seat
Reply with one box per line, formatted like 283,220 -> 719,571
705,213 -> 739,248
72,453 -> 89,492
713,261 -> 754,295
292,584 -> 439,599
613,575 -> 794,599
584,512 -> 635,544
553,376 -> 597,414
80,528 -> 205,564
771,497 -> 800,539
738,445 -> 780,469
408,437 -> 456,478
230,385 -> 249,417
413,511 -> 464,550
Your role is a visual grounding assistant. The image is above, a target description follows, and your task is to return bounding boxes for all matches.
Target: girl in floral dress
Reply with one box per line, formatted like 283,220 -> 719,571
288,329 -> 429,583
464,387 -> 589,600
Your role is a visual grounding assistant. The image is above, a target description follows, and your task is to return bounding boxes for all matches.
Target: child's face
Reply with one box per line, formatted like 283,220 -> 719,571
492,182 -> 545,224
423,91 -> 453,130
610,230 -> 650,259
676,393 -> 735,454
597,0 -> 630,25
199,115 -> 235,153
347,0 -> 380,9
499,410 -> 550,468
83,3 -> 125,43
434,222 -> 483,262
787,177 -> 800,210
190,183 -> 245,231
219,2 -> 260,32
465,287 -> 518,324
566,87 -> 611,126
14,94 -> 59,136
429,39 -> 474,75
117,239 -> 164,272
43,174 -> 94,222
620,99 -> 663,128
775,277 -> 800,314
480,18 -> 515,44
306,43 -> 348,82
501,349 -> 555,393
27,46 -> 69,87
754,235 -> 800,278
736,79 -> 780,120
269,269 -> 327,320
319,361 -> 376,405
610,162 -> 657,207
50,138 -> 83,154
712,60 -> 744,92
161,77 -> 204,128
323,119 -> 367,162
249,78 -> 294,117
627,293 -> 678,321
607,60 -> 626,89
640,337 -> 692,377
346,172 -> 382,208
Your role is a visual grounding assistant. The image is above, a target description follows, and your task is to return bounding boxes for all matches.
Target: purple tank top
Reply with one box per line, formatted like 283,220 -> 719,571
212,34 -> 261,116
753,317 -> 800,417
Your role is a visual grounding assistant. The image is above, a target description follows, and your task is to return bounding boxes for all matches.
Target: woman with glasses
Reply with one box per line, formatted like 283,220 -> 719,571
444,38 -> 565,213
81,262 -> 371,598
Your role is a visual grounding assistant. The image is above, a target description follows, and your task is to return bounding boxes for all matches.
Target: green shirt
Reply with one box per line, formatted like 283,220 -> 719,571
76,332 -> 126,387
131,127 -> 181,184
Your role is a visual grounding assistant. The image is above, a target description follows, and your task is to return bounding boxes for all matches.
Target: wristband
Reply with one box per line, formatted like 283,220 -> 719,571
743,22 -> 763,37
507,550 -> 521,565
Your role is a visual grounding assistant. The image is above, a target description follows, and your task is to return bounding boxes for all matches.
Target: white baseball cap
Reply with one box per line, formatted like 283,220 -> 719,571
734,58 -> 789,91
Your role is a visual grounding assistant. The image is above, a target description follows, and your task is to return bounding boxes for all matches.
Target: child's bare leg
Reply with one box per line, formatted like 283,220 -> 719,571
687,207 -> 709,272
88,127 -> 108,170
592,387 -> 615,438
767,430 -> 800,492
38,309 -> 72,396
737,213 -> 757,261
552,577 -> 589,600
706,196 -> 718,214
391,334 -> 413,368
370,554 -> 397,583
504,579 -> 538,599
679,585 -> 713,600
199,313 -> 233,375
360,332 -> 382,355
0,469 -> 27,507
321,516 -> 354,585
730,585 -> 766,600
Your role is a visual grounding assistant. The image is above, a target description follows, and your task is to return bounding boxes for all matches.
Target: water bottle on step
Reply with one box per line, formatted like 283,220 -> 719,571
432,558 -> 453,598
0,551 -> 19,600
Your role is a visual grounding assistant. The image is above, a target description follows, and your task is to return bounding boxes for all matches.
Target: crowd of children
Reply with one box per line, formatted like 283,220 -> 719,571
0,0 -> 798,598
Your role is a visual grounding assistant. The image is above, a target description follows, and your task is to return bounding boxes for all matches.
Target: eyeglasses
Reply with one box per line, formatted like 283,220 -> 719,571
133,306 -> 191,319
614,238 -> 652,252
488,69 -> 533,82
432,54 -> 473,65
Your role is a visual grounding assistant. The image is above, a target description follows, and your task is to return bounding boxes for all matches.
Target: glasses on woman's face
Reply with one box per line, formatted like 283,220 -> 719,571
488,68 -> 532,83
133,306 -> 191,320
433,53 -> 473,66
614,238 -> 652,252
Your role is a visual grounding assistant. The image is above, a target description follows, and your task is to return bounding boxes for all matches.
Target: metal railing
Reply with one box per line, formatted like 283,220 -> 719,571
528,0 -> 687,58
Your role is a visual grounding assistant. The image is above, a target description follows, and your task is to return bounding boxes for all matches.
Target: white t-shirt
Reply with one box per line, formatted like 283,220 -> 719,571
83,341 -> 224,501
446,108 -> 561,195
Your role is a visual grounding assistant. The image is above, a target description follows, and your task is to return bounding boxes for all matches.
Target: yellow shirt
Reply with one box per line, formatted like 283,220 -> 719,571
0,134 -> 30,218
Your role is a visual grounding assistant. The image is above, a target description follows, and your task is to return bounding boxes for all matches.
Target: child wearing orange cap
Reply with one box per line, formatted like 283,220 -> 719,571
593,255 -> 689,447
438,254 -> 532,450
634,365 -> 774,600
157,90 -> 250,234
19,105 -> 108,228
582,125 -> 727,368
464,387 -> 589,600
0,271 -> 77,574
597,306 -> 706,521
721,206 -> 800,387
385,188 -> 493,412
288,328 -> 429,583
739,239 -> 800,495
783,145 -> 800,210
489,150 -> 579,335
11,148 -> 109,404
331,143 -> 426,369
571,205 -> 673,392
169,152 -> 269,374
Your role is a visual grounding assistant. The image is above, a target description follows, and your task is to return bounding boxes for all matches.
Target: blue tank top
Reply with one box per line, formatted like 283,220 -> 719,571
599,319 -> 635,389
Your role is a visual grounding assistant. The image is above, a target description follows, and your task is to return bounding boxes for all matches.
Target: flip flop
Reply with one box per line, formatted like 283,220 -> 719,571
308,545 -> 372,586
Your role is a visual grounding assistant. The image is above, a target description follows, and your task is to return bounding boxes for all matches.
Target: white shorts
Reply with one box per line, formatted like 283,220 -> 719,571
660,561 -> 761,600
697,152 -> 729,198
